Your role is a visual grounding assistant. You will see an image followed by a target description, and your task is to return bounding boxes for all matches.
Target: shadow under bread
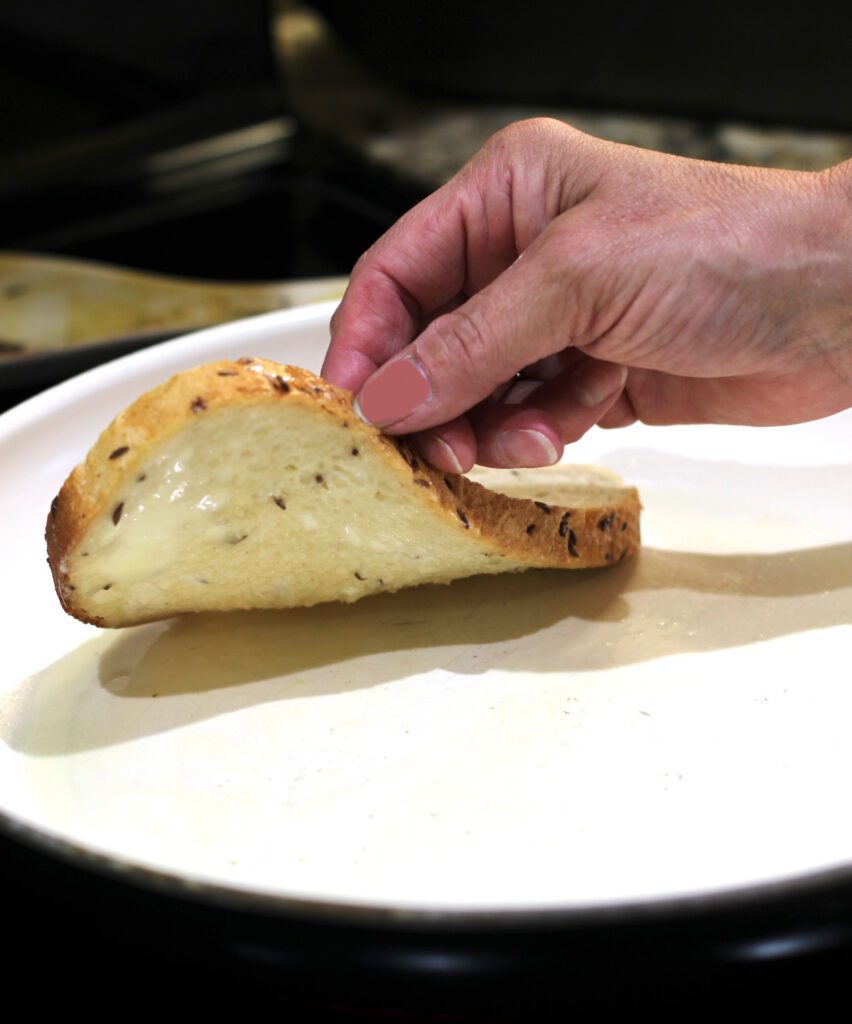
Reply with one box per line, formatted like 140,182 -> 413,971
8,539 -> 851,756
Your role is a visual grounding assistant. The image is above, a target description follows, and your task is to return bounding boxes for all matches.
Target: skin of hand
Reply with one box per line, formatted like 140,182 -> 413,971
321,118 -> 852,473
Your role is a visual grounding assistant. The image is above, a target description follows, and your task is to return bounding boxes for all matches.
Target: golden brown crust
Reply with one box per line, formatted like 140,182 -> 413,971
46,358 -> 640,624
389,451 -> 640,570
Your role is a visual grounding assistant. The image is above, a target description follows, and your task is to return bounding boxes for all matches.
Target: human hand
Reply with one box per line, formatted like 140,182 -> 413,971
322,119 -> 852,473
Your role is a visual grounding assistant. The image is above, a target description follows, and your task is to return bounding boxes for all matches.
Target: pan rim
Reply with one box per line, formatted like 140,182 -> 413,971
6,804 -> 852,934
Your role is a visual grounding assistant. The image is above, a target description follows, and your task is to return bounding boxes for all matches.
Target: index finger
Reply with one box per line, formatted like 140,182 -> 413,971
319,120 -> 573,391
321,164 -> 518,393
321,118 -> 605,394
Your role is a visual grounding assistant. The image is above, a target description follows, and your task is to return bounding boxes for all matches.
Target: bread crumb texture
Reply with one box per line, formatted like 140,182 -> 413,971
46,359 -> 640,627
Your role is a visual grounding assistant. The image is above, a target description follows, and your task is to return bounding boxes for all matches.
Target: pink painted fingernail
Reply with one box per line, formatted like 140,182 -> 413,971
494,429 -> 560,468
570,361 -> 628,407
356,359 -> 432,425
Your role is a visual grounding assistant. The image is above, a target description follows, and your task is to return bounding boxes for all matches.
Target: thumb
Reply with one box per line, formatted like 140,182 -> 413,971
354,224 -> 585,435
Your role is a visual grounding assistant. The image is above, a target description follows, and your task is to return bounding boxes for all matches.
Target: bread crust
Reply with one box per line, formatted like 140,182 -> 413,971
46,358 -> 640,625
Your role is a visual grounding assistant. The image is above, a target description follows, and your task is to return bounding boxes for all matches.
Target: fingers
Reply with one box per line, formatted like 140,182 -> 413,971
469,359 -> 628,467
353,211 -> 602,436
407,356 -> 628,471
466,405 -> 565,468
596,390 -> 638,429
414,417 -> 478,474
321,157 -> 520,394
322,119 -> 608,396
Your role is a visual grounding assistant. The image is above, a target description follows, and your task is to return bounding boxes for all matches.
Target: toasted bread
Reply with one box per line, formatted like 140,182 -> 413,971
46,358 -> 640,627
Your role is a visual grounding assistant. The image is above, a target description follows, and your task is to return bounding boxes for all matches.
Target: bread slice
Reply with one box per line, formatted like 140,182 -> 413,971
46,358 -> 640,627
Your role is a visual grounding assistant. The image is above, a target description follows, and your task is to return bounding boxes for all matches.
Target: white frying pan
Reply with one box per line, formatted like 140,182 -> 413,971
1,302 -> 851,944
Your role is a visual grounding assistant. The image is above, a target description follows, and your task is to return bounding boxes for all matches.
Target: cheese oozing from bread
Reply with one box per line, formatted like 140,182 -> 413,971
46,359 -> 640,627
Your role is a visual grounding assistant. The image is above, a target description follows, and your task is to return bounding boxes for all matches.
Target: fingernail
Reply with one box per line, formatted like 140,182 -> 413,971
426,434 -> 464,474
570,362 -> 628,407
502,379 -> 543,405
356,359 -> 431,425
494,429 -> 560,468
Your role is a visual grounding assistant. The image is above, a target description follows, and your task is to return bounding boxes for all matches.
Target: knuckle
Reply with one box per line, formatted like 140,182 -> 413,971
350,247 -> 375,279
532,116 -> 582,143
488,117 -> 586,154
491,118 -> 536,147
493,117 -> 570,144
428,307 -> 493,378
484,119 -> 535,155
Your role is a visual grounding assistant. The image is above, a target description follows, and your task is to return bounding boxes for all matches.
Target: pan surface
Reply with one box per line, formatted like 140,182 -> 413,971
1,302 -> 851,920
